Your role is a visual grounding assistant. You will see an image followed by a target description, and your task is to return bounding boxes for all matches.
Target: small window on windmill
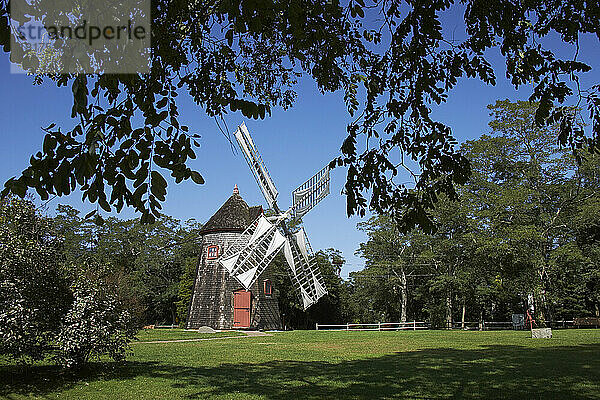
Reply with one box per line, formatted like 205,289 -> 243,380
264,280 -> 272,297
207,245 -> 219,260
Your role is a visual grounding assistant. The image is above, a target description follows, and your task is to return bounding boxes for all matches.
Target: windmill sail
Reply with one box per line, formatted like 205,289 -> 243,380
293,227 -> 311,262
283,240 -> 296,276
224,121 -> 329,311
218,215 -> 286,290
292,165 -> 330,219
234,123 -> 279,208
283,228 -> 328,310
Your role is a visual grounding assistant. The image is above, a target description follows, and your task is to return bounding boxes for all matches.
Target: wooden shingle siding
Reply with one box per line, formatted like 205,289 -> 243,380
186,232 -> 241,329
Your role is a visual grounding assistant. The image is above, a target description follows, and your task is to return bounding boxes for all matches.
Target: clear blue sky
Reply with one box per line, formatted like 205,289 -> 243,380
0,24 -> 597,278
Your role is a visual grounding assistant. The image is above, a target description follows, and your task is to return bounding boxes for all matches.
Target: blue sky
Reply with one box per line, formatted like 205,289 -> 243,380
0,27 -> 598,278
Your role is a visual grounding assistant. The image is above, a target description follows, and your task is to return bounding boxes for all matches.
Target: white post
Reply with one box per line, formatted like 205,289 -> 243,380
346,323 -> 349,331
413,320 -> 416,331
378,322 -> 381,331
315,323 -> 319,331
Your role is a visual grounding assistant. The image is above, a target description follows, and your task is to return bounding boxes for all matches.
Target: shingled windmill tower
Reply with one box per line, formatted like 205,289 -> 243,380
185,185 -> 283,330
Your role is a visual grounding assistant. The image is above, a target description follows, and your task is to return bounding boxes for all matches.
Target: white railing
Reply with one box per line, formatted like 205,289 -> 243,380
315,320 -> 582,331
448,321 -> 480,330
315,321 -> 428,331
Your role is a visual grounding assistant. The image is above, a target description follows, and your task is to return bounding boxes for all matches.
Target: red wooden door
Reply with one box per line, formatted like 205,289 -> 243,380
233,290 -> 251,328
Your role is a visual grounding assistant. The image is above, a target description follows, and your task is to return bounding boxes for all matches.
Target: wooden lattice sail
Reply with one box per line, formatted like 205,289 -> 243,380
220,215 -> 286,288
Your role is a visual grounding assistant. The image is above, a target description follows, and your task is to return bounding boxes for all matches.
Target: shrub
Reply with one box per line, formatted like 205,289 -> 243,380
55,267 -> 136,369
0,197 -> 70,361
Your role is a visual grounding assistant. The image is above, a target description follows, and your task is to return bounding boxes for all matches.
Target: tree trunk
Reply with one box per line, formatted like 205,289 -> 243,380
400,268 -> 408,323
461,298 -> 466,330
536,271 -> 547,325
446,293 -> 453,329
479,309 -> 484,331
528,293 -> 535,313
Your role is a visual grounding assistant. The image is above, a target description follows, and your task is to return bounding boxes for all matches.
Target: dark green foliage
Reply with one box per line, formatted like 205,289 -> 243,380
2,1 -> 598,232
273,249 -> 349,329
52,207 -> 203,325
303,249 -> 349,325
0,199 -> 139,367
350,100 -> 600,325
0,197 -> 71,362
175,257 -> 199,326
55,261 -> 136,369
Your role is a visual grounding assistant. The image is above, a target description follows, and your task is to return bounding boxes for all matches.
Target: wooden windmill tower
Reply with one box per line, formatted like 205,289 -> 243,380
186,185 -> 282,330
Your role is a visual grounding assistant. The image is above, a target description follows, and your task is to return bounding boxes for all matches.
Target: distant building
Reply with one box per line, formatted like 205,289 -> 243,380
186,186 -> 282,330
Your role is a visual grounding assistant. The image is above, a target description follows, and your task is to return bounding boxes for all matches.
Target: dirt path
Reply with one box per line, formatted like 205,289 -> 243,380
137,331 -> 272,344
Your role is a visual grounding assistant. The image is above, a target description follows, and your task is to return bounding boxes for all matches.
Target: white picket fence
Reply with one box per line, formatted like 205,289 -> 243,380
315,322 -> 428,331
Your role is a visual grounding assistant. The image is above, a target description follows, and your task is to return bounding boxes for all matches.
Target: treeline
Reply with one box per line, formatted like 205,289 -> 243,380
342,100 -> 600,327
49,207 -> 350,329
52,206 -> 203,326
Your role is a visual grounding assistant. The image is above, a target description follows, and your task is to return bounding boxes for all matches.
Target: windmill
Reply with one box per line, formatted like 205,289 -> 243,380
218,122 -> 330,309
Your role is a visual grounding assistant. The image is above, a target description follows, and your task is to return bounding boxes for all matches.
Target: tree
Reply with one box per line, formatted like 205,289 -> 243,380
462,100 -> 590,323
175,256 -> 198,326
0,197 -> 71,362
568,154 -> 600,317
272,248 -> 349,329
52,206 -> 203,325
55,261 -> 136,369
355,198 -> 483,327
306,249 -> 349,324
353,100 -> 600,326
0,199 -> 141,367
2,0 -> 598,231
356,215 -> 431,322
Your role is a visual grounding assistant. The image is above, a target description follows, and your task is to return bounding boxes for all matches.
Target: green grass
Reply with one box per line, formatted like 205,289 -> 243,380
134,329 -> 245,342
2,329 -> 600,399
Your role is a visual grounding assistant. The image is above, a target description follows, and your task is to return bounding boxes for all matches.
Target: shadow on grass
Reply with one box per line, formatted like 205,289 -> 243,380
1,344 -> 599,399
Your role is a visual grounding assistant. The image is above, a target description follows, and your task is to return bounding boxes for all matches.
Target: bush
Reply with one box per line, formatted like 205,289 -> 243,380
55,267 -> 136,369
1,199 -> 137,368
0,197 -> 71,362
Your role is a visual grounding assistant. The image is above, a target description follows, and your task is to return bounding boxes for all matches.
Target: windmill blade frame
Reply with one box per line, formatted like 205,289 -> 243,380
283,227 -> 328,310
292,165 -> 330,219
219,215 -> 286,289
227,121 -> 329,310
234,123 -> 279,209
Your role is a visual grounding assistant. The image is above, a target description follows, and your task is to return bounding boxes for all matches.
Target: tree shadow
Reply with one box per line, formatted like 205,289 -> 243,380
1,344 -> 599,399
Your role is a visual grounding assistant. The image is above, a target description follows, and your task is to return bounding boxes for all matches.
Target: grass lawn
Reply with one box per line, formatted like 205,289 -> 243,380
134,329 -> 246,342
1,329 -> 599,399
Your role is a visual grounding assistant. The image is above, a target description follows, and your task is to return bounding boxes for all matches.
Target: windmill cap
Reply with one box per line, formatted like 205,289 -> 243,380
199,189 -> 262,235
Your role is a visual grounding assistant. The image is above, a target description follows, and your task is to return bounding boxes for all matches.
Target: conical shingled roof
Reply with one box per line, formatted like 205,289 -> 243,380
200,187 -> 263,234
